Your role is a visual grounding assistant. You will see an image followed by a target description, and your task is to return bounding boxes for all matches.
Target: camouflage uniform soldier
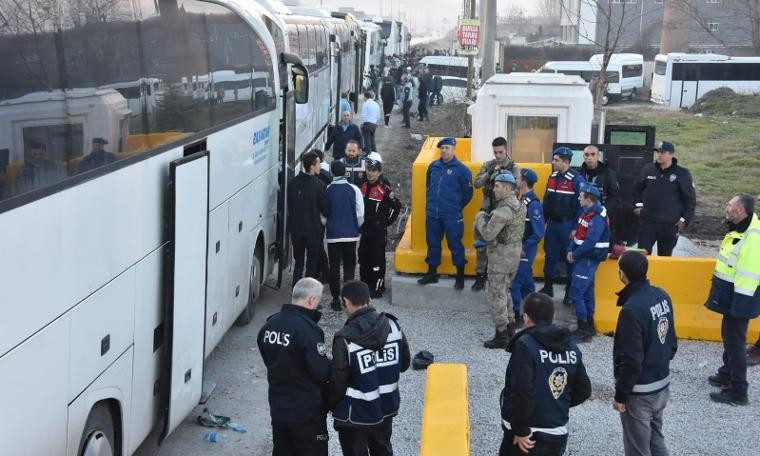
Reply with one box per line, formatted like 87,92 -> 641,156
472,137 -> 517,291
474,172 -> 525,349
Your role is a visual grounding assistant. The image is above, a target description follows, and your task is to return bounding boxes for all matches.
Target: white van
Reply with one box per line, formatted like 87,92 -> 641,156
540,61 -> 619,104
415,55 -> 482,102
589,53 -> 644,100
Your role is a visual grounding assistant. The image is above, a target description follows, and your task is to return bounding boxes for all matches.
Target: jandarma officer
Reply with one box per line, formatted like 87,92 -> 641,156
418,136 -> 473,289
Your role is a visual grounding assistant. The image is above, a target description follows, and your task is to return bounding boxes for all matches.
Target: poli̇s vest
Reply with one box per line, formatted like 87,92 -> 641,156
503,333 -> 581,441
333,320 -> 403,426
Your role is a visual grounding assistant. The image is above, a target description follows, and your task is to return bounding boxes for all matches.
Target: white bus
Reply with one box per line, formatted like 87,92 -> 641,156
0,0 -> 309,454
415,55 -> 482,101
540,61 -> 620,104
650,53 -> 760,108
360,22 -> 384,90
589,53 -> 644,99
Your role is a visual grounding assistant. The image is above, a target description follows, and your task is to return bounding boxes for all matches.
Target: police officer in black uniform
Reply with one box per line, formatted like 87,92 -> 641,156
359,159 -> 401,298
257,277 -> 331,456
499,292 -> 591,456
612,251 -> 677,455
633,140 -> 696,256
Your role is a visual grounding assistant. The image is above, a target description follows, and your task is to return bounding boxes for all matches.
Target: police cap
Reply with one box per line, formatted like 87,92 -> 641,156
520,168 -> 538,184
437,137 -> 456,148
580,182 -> 601,198
92,137 -> 109,145
366,158 -> 382,171
653,141 -> 675,153
553,146 -> 573,159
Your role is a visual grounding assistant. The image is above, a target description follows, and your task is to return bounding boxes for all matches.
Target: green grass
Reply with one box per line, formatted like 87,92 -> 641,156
606,106 -> 760,203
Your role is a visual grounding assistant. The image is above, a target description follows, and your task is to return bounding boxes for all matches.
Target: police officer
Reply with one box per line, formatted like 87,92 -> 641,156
576,145 -> 621,245
613,251 -> 677,456
472,136 -> 518,291
328,281 -> 411,456
567,183 -> 610,343
257,277 -> 331,456
78,137 -> 117,173
359,159 -> 401,298
633,140 -> 696,256
339,140 -> 368,186
705,193 -> 760,405
418,137 -> 473,289
510,168 -> 545,327
499,292 -> 591,456
539,147 -> 586,304
474,172 -> 525,348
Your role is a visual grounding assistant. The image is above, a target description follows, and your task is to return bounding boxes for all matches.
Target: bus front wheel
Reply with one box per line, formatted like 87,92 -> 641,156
236,242 -> 264,326
78,403 -> 116,456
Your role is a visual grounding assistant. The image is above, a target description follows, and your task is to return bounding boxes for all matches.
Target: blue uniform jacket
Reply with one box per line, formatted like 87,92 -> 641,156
543,170 -> 586,221
425,157 -> 473,219
569,202 -> 610,261
613,281 -> 677,403
522,190 -> 545,252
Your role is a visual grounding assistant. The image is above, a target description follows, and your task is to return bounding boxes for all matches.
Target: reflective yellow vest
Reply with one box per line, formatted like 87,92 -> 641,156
707,213 -> 760,318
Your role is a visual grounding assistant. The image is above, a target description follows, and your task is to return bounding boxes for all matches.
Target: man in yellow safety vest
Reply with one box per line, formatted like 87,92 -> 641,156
705,193 -> 760,406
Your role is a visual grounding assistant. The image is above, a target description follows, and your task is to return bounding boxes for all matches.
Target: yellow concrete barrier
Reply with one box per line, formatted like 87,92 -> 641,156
394,136 -> 551,275
594,256 -> 760,343
420,363 -> 470,456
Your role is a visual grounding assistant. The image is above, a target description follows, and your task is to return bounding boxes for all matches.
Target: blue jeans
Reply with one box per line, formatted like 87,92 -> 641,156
510,243 -> 538,313
543,220 -> 574,279
425,216 -> 465,267
619,387 -> 670,456
569,258 -> 599,321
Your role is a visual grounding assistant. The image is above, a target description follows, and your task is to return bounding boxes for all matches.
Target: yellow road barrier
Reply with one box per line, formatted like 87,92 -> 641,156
420,363 -> 470,456
594,256 -> 760,343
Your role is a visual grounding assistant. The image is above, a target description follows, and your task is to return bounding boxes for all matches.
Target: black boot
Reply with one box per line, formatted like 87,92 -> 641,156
471,273 -> 487,291
417,265 -> 439,285
572,319 -> 594,343
538,277 -> 554,297
454,265 -> 465,290
484,327 -> 511,349
562,281 -> 572,307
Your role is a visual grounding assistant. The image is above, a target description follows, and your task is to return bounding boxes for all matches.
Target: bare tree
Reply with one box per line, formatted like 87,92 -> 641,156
535,0 -> 562,25
559,0 -> 641,106
670,0 -> 760,54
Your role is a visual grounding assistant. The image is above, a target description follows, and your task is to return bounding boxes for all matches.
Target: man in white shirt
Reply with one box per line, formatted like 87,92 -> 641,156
360,91 -> 381,153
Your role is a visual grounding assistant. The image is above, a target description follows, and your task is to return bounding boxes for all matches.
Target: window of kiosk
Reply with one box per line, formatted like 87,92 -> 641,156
507,116 -> 558,163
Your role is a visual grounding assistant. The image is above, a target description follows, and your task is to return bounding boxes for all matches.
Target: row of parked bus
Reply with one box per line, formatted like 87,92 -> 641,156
538,52 -> 760,109
0,1 -> 404,455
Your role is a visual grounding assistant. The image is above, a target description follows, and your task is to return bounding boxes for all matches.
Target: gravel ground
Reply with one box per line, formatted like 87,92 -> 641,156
140,276 -> 760,456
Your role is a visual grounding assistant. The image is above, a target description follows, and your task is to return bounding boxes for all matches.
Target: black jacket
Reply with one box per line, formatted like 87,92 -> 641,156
287,172 -> 329,235
360,180 -> 401,227
613,280 -> 678,403
634,158 -> 696,224
501,323 -> 591,439
257,304 -> 331,423
327,307 -> 411,411
577,161 -> 620,211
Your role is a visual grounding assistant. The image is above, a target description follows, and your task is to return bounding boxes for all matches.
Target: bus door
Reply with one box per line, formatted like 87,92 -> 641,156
160,151 -> 209,442
676,63 -> 699,108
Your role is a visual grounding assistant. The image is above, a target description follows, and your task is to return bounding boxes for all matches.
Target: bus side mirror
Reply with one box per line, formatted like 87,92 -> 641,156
291,64 -> 309,104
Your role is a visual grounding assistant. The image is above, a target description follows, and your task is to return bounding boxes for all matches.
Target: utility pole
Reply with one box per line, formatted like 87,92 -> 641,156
466,0 -> 477,99
481,0 -> 496,82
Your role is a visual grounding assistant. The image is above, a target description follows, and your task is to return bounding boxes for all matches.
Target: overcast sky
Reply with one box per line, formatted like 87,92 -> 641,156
290,0 -> 537,33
